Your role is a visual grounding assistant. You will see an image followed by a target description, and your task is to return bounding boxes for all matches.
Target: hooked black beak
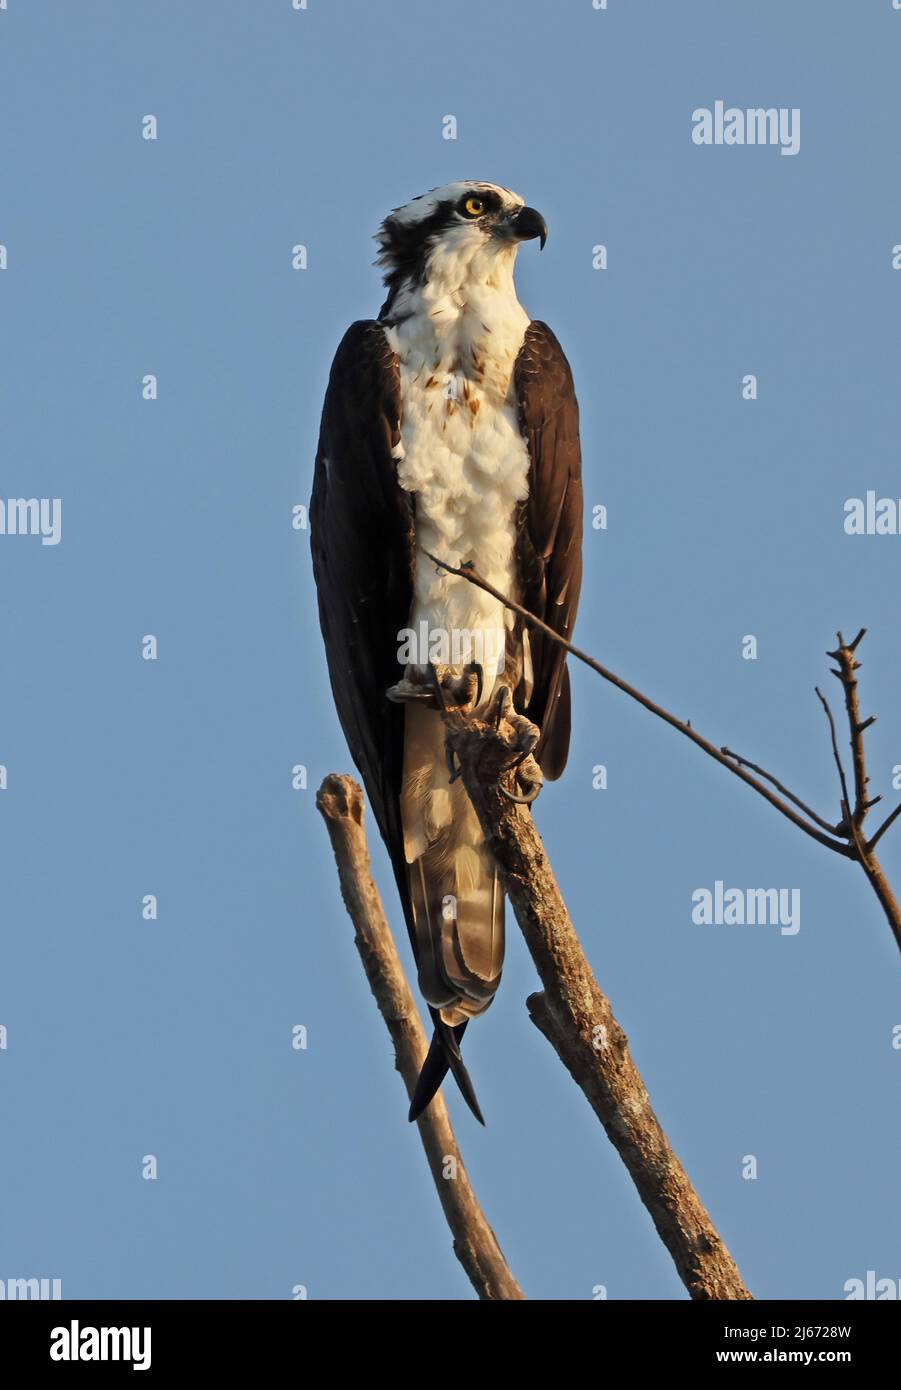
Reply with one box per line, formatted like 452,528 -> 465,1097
511,205 -> 548,250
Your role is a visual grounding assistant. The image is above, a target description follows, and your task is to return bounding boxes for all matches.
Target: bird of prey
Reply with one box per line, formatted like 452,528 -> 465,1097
311,181 -> 583,1124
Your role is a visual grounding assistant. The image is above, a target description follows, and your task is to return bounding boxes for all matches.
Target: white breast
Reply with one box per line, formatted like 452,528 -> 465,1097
385,255 -> 531,690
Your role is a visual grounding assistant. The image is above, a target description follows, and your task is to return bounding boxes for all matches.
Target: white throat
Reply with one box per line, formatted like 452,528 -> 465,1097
384,241 -> 532,695
386,240 -> 529,404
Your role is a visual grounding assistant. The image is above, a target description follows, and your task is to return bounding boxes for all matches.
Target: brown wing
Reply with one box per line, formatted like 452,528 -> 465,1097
310,320 -> 415,917
513,320 -> 584,780
311,320 -> 485,1124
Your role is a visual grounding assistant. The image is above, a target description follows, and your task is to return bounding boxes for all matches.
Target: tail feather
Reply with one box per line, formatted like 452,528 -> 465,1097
409,1018 -> 485,1125
400,702 -> 503,1123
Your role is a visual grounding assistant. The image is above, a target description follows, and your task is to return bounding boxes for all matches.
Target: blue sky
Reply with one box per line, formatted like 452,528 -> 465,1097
1,0 -> 899,1300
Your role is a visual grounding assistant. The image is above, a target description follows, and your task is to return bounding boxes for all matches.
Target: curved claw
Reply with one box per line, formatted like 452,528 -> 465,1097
499,746 -> 537,777
499,778 -> 542,805
428,662 -> 448,713
470,662 -> 484,711
445,744 -> 463,784
491,684 -> 511,729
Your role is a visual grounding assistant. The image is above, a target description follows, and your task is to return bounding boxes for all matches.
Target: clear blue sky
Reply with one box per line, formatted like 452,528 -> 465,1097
1,0 -> 899,1300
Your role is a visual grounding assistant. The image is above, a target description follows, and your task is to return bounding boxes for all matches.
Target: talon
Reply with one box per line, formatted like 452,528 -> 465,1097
428,662 -> 448,713
464,661 -> 484,711
499,743 -> 538,778
491,684 -> 511,728
445,744 -> 463,784
386,680 -> 437,705
499,778 -> 542,805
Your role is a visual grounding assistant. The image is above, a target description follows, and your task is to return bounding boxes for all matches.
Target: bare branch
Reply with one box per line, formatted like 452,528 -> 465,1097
316,773 -> 525,1301
430,554 -> 901,956
817,636 -> 901,953
425,552 -> 852,858
720,747 -> 839,835
826,631 -> 871,828
868,801 -> 901,853
441,709 -> 752,1300
855,854 -> 901,955
815,686 -> 853,827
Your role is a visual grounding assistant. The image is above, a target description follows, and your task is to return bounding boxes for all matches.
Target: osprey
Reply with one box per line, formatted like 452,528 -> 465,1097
311,181 -> 583,1124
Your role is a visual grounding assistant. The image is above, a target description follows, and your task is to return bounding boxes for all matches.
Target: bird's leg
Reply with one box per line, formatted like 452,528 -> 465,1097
428,661 -> 450,713
425,664 -> 466,784
385,667 -> 438,705
389,660 -> 483,716
428,663 -> 482,785
488,686 -> 544,805
424,663 -> 475,785
385,663 -> 487,780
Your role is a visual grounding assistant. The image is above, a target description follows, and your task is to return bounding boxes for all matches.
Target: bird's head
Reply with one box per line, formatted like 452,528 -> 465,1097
375,181 -> 547,311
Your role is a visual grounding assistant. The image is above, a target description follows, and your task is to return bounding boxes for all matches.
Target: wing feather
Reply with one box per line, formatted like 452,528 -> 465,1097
310,320 -> 415,920
514,320 -> 584,780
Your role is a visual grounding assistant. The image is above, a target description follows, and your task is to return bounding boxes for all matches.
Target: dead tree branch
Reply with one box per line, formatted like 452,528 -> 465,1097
439,707 -> 751,1300
819,633 -> 901,951
427,555 -> 901,955
315,773 -> 525,1301
424,553 -> 852,858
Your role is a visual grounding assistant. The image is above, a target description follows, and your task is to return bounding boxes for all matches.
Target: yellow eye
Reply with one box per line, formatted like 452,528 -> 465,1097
463,196 -> 485,217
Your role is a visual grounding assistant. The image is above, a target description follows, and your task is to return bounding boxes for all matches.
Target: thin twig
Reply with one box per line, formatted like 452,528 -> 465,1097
316,773 -> 525,1300
815,686 -> 853,828
868,801 -> 901,853
430,553 -> 901,955
720,747 -> 839,835
827,630 -> 871,828
823,635 -> 901,954
425,552 -> 852,859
